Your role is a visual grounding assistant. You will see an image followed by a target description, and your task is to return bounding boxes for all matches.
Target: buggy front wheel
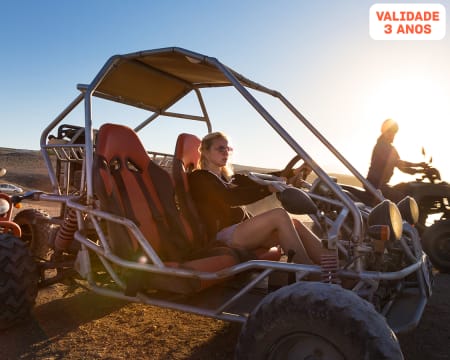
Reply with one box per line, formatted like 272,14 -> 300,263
236,282 -> 403,360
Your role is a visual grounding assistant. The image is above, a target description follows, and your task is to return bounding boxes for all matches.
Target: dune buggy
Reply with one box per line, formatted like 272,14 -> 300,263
1,48 -> 432,359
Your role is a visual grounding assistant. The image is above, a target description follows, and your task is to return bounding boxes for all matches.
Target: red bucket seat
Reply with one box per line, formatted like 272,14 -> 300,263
93,124 -> 241,294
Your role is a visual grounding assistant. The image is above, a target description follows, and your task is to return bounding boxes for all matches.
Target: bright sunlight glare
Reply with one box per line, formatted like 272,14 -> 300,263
364,74 -> 448,183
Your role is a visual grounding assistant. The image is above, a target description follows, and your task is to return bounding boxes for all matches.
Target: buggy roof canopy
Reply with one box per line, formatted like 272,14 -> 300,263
80,47 -> 270,112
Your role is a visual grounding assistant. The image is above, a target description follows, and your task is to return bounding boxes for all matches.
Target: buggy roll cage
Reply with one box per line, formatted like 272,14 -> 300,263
39,47 -> 382,245
30,47 -> 431,334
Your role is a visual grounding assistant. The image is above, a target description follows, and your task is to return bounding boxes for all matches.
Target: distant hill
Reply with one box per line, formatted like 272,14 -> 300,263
0,147 -> 52,191
1,147 -> 360,193
234,163 -> 360,187
328,173 -> 360,187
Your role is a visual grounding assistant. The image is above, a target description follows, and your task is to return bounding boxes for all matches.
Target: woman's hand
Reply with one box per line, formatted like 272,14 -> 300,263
293,163 -> 312,180
287,163 -> 313,188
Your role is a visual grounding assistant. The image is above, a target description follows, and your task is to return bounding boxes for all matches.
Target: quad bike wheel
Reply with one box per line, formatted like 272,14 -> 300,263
0,234 -> 38,330
422,219 -> 450,273
13,208 -> 52,259
235,282 -> 403,360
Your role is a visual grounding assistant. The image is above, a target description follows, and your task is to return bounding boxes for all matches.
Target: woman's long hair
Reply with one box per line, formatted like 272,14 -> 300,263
199,132 -> 233,178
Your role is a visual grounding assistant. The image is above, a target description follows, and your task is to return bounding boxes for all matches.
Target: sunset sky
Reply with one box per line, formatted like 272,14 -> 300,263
1,0 -> 449,182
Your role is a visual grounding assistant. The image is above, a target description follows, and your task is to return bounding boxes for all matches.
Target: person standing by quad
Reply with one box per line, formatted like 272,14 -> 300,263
367,118 -> 425,202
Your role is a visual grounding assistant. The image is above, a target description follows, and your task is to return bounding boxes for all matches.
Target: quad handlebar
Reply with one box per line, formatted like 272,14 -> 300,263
418,164 -> 441,183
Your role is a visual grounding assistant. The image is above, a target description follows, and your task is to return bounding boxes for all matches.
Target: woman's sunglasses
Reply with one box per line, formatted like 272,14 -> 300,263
214,146 -> 233,154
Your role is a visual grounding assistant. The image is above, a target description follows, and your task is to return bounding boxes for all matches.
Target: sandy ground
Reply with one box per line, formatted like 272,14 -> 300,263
0,272 -> 449,359
1,149 -> 450,359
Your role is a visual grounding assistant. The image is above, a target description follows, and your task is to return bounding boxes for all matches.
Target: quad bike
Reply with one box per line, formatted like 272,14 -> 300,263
342,160 -> 450,273
393,162 -> 450,273
0,48 -> 433,359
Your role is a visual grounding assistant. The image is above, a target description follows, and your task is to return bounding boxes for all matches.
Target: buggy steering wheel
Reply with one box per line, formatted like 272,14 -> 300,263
280,155 -> 312,187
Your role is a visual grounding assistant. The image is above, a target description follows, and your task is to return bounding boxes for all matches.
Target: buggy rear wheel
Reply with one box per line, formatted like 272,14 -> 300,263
0,234 -> 38,330
236,282 -> 403,360
13,208 -> 52,259
422,219 -> 450,273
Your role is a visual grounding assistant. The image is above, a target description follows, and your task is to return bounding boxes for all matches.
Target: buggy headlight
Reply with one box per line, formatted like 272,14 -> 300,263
0,198 -> 10,216
368,200 -> 403,241
397,196 -> 419,225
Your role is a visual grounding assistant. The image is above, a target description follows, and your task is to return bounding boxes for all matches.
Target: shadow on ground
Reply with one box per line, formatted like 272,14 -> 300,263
0,290 -> 127,360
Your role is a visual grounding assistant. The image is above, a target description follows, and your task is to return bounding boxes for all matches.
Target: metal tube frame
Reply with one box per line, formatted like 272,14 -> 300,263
51,192 -> 426,324
35,47 -> 429,329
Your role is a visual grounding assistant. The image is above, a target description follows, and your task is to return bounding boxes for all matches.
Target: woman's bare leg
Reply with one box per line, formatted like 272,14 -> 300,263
231,208 -> 313,264
293,219 -> 335,264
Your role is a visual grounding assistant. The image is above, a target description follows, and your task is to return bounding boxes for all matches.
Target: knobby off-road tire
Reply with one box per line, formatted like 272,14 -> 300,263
236,282 -> 403,360
422,219 -> 450,273
0,234 -> 38,330
14,208 -> 52,259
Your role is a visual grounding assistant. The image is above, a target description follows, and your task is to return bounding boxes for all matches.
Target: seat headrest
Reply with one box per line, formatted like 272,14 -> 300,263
174,133 -> 201,171
97,124 -> 150,170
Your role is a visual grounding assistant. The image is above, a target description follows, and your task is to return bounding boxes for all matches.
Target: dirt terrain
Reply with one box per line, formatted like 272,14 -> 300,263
1,148 -> 449,359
